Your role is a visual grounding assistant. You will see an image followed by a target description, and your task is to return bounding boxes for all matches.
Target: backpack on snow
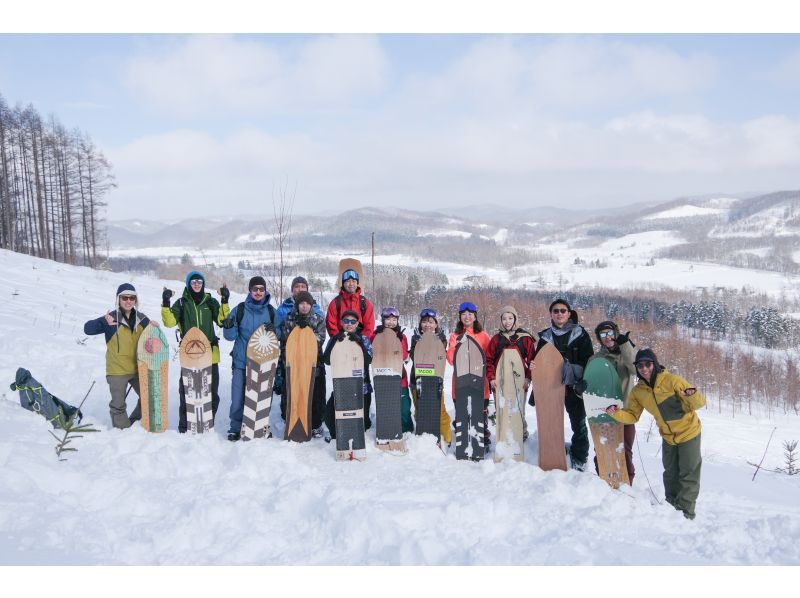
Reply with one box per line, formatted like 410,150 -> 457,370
10,368 -> 83,429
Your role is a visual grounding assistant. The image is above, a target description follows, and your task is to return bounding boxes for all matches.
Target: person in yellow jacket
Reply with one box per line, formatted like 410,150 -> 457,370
84,282 -> 151,429
606,348 -> 705,519
162,271 -> 230,433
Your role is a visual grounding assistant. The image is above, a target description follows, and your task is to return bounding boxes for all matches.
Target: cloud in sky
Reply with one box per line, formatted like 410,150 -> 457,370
106,34 -> 800,218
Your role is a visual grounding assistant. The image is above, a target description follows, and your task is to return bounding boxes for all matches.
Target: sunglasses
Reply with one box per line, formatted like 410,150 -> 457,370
381,307 -> 400,318
598,330 -> 615,339
636,361 -> 654,369
250,286 -> 266,293
342,318 -> 358,325
551,308 -> 568,314
119,295 -> 137,301
420,308 -> 438,318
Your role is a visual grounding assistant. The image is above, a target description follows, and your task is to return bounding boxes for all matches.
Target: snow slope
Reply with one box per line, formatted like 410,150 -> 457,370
1,249 -> 799,565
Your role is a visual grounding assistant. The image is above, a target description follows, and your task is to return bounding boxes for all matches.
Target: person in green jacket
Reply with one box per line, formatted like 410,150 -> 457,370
84,282 -> 151,429
606,348 -> 705,520
162,270 -> 230,433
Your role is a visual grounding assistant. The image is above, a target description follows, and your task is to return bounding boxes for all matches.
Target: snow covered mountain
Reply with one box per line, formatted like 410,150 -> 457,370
1,248 -> 799,565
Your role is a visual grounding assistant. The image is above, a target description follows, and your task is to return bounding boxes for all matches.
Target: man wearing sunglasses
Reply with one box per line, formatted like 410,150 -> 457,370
84,283 -> 151,429
606,348 -> 705,520
534,298 -> 594,471
325,267 -> 375,340
162,270 -> 230,433
588,320 -> 637,483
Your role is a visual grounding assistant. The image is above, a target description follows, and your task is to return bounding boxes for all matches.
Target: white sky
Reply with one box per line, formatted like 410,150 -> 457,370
2,2 -> 800,219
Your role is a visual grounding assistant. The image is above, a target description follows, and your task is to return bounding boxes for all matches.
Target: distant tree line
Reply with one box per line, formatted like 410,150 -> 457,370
0,93 -> 115,266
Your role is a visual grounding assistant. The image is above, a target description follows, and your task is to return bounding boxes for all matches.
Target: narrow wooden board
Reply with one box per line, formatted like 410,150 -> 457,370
495,349 -> 525,463
136,323 -> 170,433
331,338 -> 366,461
531,342 -> 567,471
285,325 -> 319,442
337,258 -> 364,282
179,327 -> 214,434
242,326 -> 280,440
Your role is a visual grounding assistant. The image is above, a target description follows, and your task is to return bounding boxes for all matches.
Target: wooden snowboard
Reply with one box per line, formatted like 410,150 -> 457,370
494,349 -> 525,463
413,332 -> 446,440
531,342 -> 567,471
180,327 -> 214,434
136,323 -> 169,432
372,328 -> 405,451
453,334 -> 486,461
331,338 -> 366,461
584,357 -> 630,488
284,325 -> 318,442
337,257 -> 364,282
242,325 -> 280,440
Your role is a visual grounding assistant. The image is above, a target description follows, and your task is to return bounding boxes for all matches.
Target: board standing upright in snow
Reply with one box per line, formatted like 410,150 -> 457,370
137,323 -> 169,433
453,334 -> 486,461
331,338 -> 367,461
284,325 -> 318,442
242,325 -> 280,440
583,357 -> 629,488
413,331 -> 446,441
371,328 -> 405,451
531,342 -> 568,471
494,349 -> 525,463
179,327 -> 214,434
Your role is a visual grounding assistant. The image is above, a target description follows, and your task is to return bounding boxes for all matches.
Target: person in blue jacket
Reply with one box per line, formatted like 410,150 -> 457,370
221,276 -> 277,441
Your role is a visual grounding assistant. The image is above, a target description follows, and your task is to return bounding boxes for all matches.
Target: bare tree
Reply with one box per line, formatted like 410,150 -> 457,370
269,180 -> 295,303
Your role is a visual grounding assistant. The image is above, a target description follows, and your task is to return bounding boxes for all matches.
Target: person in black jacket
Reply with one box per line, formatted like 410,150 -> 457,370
533,298 -> 594,470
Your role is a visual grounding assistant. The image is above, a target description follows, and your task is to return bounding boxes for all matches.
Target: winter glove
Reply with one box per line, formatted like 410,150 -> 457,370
298,319 -> 308,329
335,331 -> 346,342
222,316 -> 235,330
347,332 -> 358,342
162,288 -> 173,307
616,331 -> 630,346
262,322 -> 275,334
219,285 -> 230,304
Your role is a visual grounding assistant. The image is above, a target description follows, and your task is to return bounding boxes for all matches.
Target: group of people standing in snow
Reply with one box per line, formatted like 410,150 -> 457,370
84,265 -> 705,520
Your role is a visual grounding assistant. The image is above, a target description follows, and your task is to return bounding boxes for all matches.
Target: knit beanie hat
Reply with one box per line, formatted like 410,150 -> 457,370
291,276 -> 309,290
249,276 -> 267,290
295,290 -> 314,307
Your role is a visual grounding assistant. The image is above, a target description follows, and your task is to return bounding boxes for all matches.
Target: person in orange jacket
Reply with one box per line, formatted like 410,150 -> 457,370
446,301 -> 492,449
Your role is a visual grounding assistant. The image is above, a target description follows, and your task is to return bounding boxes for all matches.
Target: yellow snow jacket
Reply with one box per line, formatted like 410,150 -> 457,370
610,367 -> 705,445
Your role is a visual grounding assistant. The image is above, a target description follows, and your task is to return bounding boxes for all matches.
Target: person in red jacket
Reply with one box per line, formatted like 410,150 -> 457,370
370,306 -> 413,433
325,267 -> 376,339
447,301 -> 492,449
485,305 -> 536,441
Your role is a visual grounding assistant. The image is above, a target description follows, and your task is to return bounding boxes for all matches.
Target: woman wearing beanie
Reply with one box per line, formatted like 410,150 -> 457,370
162,270 -> 230,433
534,298 -> 594,470
446,301 -> 492,450
607,348 -> 705,520
486,305 -> 536,441
221,276 -> 277,441
409,308 -> 453,444
84,283 -> 151,429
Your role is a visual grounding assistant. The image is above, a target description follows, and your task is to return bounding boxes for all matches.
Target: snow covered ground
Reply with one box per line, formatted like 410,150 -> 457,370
1,248 -> 799,566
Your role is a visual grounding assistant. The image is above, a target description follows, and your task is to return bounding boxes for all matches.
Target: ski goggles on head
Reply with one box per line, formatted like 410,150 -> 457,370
342,318 -> 359,325
458,301 -> 478,314
342,269 -> 359,282
420,308 -> 438,319
381,307 -> 400,319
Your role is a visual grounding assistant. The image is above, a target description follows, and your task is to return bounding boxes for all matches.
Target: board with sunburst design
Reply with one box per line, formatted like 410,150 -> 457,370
242,326 -> 280,440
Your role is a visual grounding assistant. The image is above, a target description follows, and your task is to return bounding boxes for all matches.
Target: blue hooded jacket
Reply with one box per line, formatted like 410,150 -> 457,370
223,292 -> 276,369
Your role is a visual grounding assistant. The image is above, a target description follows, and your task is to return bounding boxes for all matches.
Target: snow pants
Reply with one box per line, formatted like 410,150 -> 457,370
400,386 -> 414,433
662,433 -> 702,520
565,390 -> 589,465
280,367 -> 327,430
177,363 -> 220,433
106,374 -> 141,429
